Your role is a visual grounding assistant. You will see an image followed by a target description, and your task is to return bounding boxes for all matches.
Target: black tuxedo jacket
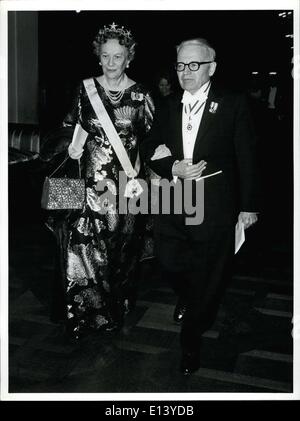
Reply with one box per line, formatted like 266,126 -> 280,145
140,83 -> 260,234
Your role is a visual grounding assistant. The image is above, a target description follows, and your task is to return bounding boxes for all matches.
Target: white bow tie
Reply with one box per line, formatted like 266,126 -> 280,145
181,90 -> 208,107
181,81 -> 211,106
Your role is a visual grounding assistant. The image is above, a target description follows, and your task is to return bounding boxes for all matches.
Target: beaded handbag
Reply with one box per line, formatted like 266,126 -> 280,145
41,155 -> 85,210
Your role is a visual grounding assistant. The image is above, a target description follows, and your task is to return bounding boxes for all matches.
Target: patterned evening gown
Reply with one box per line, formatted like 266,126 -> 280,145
48,78 -> 155,338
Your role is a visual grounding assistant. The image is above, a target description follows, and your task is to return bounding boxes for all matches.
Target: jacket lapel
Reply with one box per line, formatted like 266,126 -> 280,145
193,85 -> 223,158
169,95 -> 184,159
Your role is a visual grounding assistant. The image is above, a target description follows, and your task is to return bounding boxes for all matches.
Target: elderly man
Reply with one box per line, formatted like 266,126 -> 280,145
140,38 -> 259,375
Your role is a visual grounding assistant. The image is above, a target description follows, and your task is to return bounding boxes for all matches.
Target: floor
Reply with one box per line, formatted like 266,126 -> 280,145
7,166 -> 293,395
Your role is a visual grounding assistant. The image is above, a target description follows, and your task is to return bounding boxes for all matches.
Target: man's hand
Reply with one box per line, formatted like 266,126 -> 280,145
238,211 -> 258,229
172,159 -> 207,180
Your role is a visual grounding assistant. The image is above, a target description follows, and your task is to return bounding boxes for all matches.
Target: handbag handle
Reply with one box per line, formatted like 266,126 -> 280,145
49,154 -> 81,178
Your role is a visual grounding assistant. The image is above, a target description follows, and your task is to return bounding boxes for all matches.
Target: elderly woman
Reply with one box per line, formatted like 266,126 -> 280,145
48,23 -> 154,339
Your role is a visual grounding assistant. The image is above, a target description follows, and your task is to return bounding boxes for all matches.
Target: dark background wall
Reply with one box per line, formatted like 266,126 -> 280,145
8,11 -> 39,123
36,9 -> 294,127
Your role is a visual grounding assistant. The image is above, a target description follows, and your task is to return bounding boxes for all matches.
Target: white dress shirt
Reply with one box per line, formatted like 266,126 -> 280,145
181,80 -> 211,159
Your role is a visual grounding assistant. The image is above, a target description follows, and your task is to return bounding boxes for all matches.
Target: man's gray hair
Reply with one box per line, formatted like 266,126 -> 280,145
176,38 -> 216,61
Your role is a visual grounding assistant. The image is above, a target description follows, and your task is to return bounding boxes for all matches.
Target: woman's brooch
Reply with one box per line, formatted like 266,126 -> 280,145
131,92 -> 144,101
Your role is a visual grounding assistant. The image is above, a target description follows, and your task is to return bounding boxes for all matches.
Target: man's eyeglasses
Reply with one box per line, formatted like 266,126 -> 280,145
175,61 -> 214,72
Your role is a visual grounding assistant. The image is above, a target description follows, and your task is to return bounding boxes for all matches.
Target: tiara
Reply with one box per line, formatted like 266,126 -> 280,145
97,22 -> 133,41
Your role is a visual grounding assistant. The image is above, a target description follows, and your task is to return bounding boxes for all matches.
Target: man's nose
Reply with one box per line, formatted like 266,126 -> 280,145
183,65 -> 191,75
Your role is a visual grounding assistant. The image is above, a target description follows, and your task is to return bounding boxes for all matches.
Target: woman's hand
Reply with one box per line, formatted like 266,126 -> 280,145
151,144 -> 172,160
238,211 -> 258,229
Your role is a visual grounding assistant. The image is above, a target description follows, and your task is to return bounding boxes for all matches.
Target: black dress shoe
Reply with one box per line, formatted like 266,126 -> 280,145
180,351 -> 201,375
173,300 -> 187,323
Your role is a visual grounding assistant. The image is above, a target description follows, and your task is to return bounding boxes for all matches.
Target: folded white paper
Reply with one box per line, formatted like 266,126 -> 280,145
235,220 -> 245,254
196,170 -> 223,181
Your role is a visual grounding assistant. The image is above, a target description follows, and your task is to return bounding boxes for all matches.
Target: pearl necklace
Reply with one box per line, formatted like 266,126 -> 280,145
105,89 -> 125,105
102,74 -> 128,105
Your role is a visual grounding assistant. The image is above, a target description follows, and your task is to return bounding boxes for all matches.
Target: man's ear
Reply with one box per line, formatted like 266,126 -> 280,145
209,61 -> 217,77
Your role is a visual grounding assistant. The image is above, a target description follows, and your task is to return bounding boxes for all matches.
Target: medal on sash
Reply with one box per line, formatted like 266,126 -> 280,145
124,177 -> 144,198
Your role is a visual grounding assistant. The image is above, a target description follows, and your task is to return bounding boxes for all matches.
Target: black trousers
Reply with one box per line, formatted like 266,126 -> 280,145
155,221 -> 235,353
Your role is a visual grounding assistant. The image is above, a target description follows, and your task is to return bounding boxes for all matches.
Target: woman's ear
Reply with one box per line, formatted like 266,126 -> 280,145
128,43 -> 136,62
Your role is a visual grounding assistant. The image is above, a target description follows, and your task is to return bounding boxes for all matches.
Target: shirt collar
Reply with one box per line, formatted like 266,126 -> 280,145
181,80 -> 211,105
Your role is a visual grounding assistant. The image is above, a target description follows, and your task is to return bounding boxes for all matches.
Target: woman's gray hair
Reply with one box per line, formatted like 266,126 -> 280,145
176,38 -> 216,61
93,23 -> 136,61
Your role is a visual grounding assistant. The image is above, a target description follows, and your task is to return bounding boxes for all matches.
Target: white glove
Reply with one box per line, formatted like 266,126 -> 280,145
68,124 -> 88,160
151,144 -> 172,161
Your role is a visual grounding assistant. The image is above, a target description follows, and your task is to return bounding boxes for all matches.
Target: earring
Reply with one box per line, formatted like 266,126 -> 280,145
126,64 -> 129,68
99,62 -> 102,66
